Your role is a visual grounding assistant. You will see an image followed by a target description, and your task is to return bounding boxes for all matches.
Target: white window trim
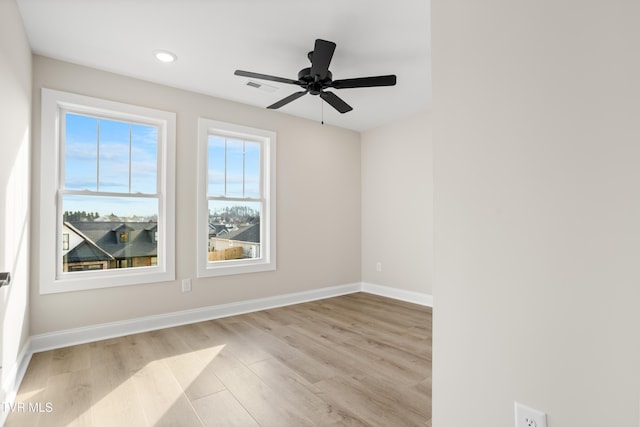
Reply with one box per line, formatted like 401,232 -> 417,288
39,88 -> 176,294
197,118 -> 276,277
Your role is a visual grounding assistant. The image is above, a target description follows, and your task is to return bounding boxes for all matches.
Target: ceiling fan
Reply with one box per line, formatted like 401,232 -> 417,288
234,39 -> 397,114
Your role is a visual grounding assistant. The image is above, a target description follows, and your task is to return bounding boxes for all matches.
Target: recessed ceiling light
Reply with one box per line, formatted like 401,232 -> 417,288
154,50 -> 177,63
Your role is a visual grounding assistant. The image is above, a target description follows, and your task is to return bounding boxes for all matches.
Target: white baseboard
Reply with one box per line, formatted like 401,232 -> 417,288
0,339 -> 33,427
31,282 -> 431,354
30,282 -> 362,354
361,282 -> 433,307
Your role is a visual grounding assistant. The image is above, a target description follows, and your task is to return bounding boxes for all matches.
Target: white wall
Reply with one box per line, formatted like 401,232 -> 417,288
433,1 -> 640,426
30,56 -> 361,335
361,110 -> 432,295
0,0 -> 32,405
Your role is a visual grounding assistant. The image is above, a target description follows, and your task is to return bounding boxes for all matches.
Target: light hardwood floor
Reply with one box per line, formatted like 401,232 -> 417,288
6,292 -> 431,426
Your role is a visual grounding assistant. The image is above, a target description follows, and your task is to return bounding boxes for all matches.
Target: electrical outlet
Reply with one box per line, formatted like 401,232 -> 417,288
181,278 -> 191,293
376,262 -> 382,272
515,402 -> 546,427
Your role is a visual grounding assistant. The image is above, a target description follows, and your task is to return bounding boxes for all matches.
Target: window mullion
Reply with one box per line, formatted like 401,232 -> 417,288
224,137 -> 228,197
207,196 -> 260,203
128,124 -> 132,193
96,119 -> 101,192
63,189 -> 159,198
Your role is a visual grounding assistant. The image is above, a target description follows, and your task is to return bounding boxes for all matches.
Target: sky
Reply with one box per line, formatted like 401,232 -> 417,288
207,134 -> 260,199
62,115 -> 262,219
63,113 -> 159,218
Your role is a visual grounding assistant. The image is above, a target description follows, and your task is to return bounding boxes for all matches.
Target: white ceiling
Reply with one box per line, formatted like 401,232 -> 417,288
16,0 -> 431,132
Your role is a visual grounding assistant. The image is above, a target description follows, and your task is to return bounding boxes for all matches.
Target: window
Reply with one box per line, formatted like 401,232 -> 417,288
40,88 -> 176,293
197,118 -> 276,277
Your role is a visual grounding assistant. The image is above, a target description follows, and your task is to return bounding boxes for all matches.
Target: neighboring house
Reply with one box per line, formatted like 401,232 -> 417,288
208,222 -> 235,237
209,223 -> 260,260
63,221 -> 158,271
62,222 -> 114,271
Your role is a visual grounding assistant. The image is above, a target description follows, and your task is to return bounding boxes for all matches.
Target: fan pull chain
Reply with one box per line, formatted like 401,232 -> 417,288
321,99 -> 324,125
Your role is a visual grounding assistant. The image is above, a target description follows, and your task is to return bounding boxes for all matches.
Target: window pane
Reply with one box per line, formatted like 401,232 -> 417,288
207,200 -> 261,262
131,124 -> 158,194
64,113 -> 98,191
208,135 -> 225,197
244,141 -> 261,198
225,139 -> 244,197
62,194 -> 159,272
99,119 -> 131,192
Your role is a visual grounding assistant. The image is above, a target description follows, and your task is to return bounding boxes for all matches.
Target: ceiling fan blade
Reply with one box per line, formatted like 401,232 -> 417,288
310,39 -> 336,80
320,91 -> 353,114
330,75 -> 397,89
234,70 -> 301,86
267,91 -> 308,109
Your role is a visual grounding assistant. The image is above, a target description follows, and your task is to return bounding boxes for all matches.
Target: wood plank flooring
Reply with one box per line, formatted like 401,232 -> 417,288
6,292 -> 431,426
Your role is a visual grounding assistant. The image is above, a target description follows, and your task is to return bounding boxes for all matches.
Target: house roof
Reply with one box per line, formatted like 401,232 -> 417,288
216,223 -> 260,244
111,223 -> 135,232
67,221 -> 158,259
64,241 -> 114,263
64,222 -> 115,260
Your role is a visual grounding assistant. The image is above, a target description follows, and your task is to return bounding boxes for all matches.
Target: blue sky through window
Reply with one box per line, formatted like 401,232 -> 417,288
63,113 -> 159,218
207,135 -> 260,199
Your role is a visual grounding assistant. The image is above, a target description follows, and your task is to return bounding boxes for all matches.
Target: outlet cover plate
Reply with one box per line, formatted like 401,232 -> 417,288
515,402 -> 546,427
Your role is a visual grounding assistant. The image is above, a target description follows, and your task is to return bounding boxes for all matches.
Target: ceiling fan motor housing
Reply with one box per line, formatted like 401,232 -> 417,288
298,67 -> 333,95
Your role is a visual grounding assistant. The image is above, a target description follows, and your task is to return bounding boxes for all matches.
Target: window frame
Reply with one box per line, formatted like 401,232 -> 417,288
39,88 -> 176,294
197,118 -> 276,277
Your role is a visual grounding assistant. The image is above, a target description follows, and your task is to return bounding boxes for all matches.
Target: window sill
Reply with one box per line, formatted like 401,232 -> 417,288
40,267 -> 175,294
197,259 -> 276,278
